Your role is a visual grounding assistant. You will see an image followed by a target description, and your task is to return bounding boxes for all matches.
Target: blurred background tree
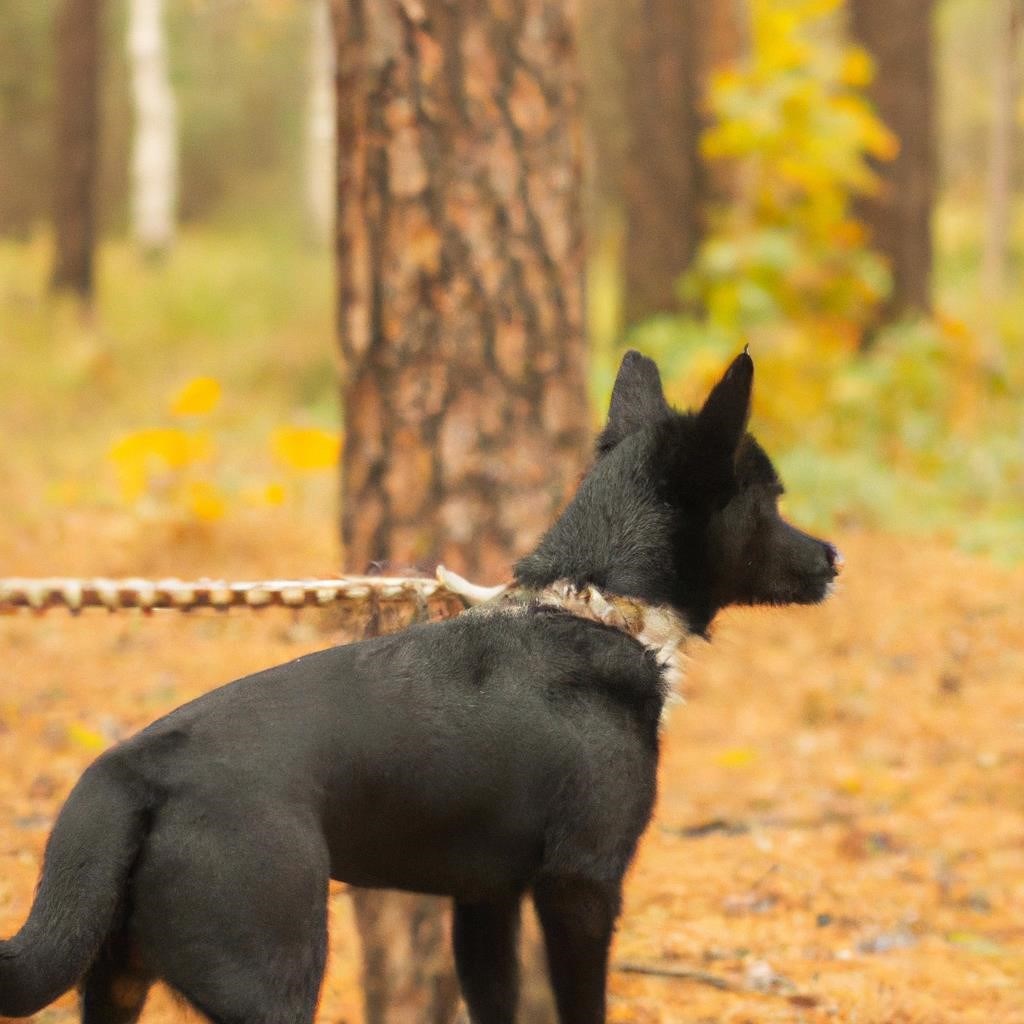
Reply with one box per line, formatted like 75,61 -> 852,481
849,0 -> 936,327
126,0 -> 176,259
618,0 -> 743,329
50,0 -> 104,299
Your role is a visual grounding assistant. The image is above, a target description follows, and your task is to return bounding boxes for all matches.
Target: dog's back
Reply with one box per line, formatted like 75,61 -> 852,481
130,604 -> 663,895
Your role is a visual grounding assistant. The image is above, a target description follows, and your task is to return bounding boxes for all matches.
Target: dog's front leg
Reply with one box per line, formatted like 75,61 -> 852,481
532,878 -> 620,1024
452,897 -> 521,1024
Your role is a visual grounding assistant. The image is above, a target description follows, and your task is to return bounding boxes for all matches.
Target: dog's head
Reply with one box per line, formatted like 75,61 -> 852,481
516,350 -> 841,633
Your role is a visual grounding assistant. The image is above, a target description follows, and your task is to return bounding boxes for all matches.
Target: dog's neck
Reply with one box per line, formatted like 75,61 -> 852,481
436,567 -> 691,712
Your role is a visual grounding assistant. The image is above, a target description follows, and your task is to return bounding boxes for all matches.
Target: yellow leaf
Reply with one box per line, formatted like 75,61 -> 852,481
263,481 -> 287,506
68,722 -> 107,752
839,47 -> 874,88
170,376 -> 222,417
936,312 -> 971,342
186,480 -> 227,521
271,427 -> 342,472
715,747 -> 759,769
837,774 -> 863,796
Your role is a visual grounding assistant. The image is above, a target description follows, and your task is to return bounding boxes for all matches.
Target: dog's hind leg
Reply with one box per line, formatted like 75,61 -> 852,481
153,881 -> 328,1024
78,931 -> 153,1024
452,897 -> 521,1024
131,802 -> 330,1024
532,878 -> 619,1024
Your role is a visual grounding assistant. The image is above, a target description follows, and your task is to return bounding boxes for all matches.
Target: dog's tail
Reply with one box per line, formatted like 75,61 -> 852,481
0,753 -> 150,1017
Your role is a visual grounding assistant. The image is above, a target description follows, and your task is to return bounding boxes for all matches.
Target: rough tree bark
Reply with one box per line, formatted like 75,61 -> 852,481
127,0 -> 177,258
51,0 -> 103,298
621,0 -> 742,328
849,0 -> 936,327
332,0 -> 589,1020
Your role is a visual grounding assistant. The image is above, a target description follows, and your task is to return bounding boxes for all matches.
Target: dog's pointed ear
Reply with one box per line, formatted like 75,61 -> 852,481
696,349 -> 753,457
597,350 -> 671,455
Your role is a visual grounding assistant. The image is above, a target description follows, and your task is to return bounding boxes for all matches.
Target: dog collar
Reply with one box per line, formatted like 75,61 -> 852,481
436,567 -> 690,713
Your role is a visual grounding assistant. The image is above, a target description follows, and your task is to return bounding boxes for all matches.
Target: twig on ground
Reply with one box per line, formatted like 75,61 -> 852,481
664,809 -> 855,840
613,960 -> 741,991
613,959 -> 823,1008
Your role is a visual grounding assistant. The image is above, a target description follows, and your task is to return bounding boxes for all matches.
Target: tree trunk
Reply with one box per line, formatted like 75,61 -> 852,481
621,0 -> 742,329
982,0 -> 1022,304
51,0 -> 103,298
127,0 -> 177,259
332,0 -> 589,1019
307,0 -> 336,246
849,0 -> 936,328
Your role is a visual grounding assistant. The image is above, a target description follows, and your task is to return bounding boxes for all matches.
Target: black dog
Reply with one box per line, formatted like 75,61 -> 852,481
0,351 -> 840,1024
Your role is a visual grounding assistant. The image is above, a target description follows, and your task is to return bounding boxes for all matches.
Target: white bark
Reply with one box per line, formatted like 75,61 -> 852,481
306,0 -> 336,245
128,0 -> 177,257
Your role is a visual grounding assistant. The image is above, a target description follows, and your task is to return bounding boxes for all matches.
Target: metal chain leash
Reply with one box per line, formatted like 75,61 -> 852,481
0,567 -> 504,617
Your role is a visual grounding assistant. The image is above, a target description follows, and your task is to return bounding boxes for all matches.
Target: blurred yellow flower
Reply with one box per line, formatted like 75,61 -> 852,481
109,428 -> 214,501
271,426 -> 342,472
186,480 -> 227,521
263,481 -> 287,506
170,376 -> 222,417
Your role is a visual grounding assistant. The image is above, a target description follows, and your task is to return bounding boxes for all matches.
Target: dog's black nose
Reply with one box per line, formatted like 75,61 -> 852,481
824,543 -> 844,576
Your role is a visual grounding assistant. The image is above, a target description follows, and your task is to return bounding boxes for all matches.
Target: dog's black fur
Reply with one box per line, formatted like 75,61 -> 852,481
0,351 -> 839,1024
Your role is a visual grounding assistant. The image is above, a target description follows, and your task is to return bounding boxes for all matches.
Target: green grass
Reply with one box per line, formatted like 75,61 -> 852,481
0,226 -> 336,510
2,216 -> 1022,566
589,196 -> 1024,566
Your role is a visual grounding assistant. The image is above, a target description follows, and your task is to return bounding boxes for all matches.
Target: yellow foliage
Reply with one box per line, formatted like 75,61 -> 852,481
686,0 -> 896,337
263,481 -> 287,506
109,428 -> 214,502
839,47 -> 874,88
186,480 -> 227,521
169,376 -> 222,417
108,387 -> 339,525
271,426 -> 342,472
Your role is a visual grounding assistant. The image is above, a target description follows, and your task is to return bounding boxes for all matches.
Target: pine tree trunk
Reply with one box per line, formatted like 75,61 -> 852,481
51,0 -> 103,298
621,0 -> 742,328
849,0 -> 936,328
332,0 -> 589,1019
127,0 -> 177,258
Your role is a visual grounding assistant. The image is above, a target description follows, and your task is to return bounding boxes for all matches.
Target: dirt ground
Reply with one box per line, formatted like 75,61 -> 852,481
1,526 -> 1022,1023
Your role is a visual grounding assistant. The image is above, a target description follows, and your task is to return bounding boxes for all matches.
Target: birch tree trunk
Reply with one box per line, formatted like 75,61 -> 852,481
127,0 -> 176,258
332,0 -> 589,1018
307,0 -> 336,246
51,0 -> 103,299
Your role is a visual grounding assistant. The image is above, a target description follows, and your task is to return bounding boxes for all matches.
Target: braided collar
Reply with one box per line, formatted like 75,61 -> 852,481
436,567 -> 691,714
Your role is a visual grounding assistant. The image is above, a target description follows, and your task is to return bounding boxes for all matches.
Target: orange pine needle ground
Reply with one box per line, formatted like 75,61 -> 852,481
1,526 -> 1022,1023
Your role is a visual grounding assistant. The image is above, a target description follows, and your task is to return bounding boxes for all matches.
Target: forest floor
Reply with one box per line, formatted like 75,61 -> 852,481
1,521 -> 1023,1023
